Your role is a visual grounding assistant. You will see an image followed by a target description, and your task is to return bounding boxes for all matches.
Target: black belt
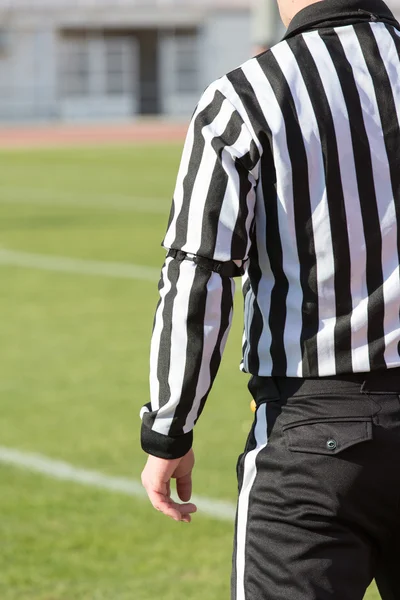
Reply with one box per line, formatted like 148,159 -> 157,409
249,367 -> 400,404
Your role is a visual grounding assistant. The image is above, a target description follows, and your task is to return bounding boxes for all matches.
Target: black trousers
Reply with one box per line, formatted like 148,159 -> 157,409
232,368 -> 400,600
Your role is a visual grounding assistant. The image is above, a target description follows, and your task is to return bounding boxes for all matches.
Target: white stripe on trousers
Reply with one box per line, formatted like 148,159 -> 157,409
235,403 -> 268,600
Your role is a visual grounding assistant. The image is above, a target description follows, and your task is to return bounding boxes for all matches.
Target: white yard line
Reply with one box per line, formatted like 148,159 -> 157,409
0,446 -> 236,522
0,249 -> 244,295
0,249 -> 160,282
0,187 -> 169,214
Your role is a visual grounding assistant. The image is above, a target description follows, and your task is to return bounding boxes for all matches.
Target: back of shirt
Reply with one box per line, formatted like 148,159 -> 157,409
232,19 -> 400,377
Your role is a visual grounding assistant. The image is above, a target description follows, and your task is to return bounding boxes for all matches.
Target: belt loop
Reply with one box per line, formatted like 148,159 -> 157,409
272,375 -> 280,397
359,368 -> 400,394
248,376 -> 280,405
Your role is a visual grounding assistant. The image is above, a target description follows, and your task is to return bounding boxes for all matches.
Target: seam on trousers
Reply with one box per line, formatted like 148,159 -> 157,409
234,403 -> 268,600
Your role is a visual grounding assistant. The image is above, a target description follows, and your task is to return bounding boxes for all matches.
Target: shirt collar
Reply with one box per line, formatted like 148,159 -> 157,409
284,0 -> 398,39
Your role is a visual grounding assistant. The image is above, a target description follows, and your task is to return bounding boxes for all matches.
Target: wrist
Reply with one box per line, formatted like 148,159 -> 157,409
141,423 -> 193,459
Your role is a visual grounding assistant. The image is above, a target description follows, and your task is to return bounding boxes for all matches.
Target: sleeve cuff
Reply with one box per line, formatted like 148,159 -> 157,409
141,423 -> 193,459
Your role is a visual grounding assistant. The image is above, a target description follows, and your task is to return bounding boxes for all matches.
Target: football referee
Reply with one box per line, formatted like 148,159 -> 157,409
140,0 -> 400,597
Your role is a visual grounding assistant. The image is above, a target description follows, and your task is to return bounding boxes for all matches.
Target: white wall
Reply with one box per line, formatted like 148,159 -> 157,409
159,31 -> 200,117
200,10 -> 252,90
251,0 -> 285,49
159,13 -> 252,118
387,0 -> 400,18
0,26 -> 57,120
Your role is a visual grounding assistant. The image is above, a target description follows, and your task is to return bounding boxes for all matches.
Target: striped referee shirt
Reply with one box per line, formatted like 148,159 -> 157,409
141,0 -> 400,459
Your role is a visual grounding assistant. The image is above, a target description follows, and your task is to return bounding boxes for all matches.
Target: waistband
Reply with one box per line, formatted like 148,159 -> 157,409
249,367 -> 400,404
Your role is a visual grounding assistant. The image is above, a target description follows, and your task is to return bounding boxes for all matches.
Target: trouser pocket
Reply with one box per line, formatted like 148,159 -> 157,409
282,417 -> 373,455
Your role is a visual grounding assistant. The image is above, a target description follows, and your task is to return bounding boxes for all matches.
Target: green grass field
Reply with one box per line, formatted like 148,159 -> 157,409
0,144 -> 380,599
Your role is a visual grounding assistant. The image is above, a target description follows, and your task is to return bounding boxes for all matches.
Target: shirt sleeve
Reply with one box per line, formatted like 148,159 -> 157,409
140,81 -> 260,459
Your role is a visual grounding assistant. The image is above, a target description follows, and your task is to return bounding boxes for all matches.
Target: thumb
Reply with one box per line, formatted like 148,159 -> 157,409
176,471 -> 192,502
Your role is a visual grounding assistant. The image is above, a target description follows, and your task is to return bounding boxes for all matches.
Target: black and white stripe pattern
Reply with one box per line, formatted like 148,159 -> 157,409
141,4 -> 400,458
141,86 -> 257,456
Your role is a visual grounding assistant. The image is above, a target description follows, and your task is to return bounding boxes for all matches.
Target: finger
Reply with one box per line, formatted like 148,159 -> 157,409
176,472 -> 192,502
181,513 -> 192,523
147,488 -> 197,514
156,502 -> 183,522
147,489 -> 197,521
170,500 -> 197,515
155,501 -> 194,522
149,494 -> 183,521
158,496 -> 197,517
162,500 -> 196,523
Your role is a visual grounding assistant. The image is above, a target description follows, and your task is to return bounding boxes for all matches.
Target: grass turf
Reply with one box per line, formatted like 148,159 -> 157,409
0,145 -> 380,599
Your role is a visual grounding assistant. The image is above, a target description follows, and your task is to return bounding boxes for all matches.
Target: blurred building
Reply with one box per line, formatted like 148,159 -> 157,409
0,0 -> 257,121
251,0 -> 284,51
252,0 -> 400,51
1,0 -> 399,122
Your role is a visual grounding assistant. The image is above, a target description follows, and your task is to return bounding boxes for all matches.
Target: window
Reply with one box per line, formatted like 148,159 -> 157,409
105,38 -> 130,96
174,34 -> 198,94
59,33 -> 135,99
0,29 -> 11,58
59,36 -> 89,97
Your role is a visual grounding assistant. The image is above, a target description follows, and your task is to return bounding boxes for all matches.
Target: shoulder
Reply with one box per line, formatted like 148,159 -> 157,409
205,38 -> 294,112
193,40 -> 293,156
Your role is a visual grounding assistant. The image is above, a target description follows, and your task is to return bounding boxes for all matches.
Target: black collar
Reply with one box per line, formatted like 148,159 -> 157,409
284,0 -> 399,39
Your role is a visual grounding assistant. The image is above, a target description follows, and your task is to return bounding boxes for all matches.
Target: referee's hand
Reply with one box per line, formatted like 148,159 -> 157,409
141,449 -> 197,523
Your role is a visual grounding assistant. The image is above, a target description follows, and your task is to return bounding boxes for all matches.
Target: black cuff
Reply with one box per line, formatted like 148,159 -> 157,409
141,423 -> 193,459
